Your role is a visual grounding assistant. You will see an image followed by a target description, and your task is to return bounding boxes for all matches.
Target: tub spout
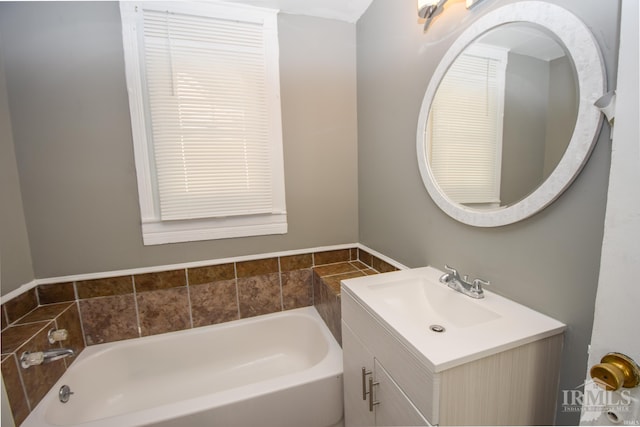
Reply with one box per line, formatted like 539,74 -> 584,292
21,348 -> 75,369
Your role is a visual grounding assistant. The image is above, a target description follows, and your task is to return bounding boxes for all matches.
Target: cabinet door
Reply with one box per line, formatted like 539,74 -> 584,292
342,321 -> 375,426
374,359 -> 430,427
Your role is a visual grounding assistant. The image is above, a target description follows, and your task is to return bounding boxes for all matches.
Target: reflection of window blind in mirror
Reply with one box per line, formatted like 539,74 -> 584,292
428,44 -> 507,205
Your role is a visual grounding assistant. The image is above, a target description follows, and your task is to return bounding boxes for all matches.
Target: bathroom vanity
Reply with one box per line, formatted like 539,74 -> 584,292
341,266 -> 565,426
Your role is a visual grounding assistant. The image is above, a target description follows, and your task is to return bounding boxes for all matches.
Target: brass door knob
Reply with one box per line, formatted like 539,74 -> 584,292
590,352 -> 640,391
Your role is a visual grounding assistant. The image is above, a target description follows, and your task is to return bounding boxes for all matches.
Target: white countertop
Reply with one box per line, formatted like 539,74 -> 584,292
341,266 -> 566,372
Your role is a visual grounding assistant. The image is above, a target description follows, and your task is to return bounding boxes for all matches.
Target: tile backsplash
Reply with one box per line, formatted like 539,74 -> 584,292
1,246 -> 399,425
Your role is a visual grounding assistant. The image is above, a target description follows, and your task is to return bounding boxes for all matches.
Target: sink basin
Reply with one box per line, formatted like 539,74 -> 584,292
370,276 -> 500,328
341,266 -> 565,372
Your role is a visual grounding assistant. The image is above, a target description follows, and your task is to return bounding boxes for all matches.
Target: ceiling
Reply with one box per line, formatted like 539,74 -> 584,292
219,0 -> 374,23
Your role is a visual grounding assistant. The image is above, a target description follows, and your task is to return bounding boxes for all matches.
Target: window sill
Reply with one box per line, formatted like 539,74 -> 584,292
141,213 -> 287,245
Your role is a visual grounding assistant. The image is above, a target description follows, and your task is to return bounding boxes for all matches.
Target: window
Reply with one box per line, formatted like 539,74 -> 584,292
428,44 -> 507,206
120,1 -> 286,245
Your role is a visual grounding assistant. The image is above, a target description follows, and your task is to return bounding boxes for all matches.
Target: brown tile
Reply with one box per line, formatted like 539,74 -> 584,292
188,264 -> 235,286
314,249 -> 351,266
350,260 -> 370,271
333,295 -> 343,345
313,262 -> 358,278
350,248 -> 358,261
15,302 -> 73,324
4,288 -> 38,323
1,355 -> 30,425
282,269 -> 313,310
190,280 -> 239,327
363,269 -> 379,276
1,322 -> 49,354
316,275 -> 332,308
37,282 -> 75,304
134,269 -> 186,293
358,249 -> 373,267
79,295 -> 139,345
312,271 -> 323,312
137,287 -> 191,336
236,258 -> 279,278
279,254 -> 312,272
17,325 -> 67,410
237,273 -> 282,318
313,277 -> 342,346
55,304 -> 85,357
1,306 -> 7,330
372,256 -> 398,273
322,271 -> 366,295
76,276 -> 133,299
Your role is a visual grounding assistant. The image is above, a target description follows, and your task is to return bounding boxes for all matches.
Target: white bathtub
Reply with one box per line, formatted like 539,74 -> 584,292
23,307 -> 344,427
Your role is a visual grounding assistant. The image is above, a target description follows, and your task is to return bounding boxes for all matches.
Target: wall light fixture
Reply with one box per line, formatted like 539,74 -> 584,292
418,0 -> 486,30
465,0 -> 484,8
417,0 -> 444,20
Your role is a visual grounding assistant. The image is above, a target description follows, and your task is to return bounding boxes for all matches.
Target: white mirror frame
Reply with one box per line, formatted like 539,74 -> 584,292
416,1 -> 606,227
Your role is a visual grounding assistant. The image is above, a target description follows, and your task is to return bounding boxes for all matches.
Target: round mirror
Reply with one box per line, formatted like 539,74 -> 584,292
416,1 -> 606,227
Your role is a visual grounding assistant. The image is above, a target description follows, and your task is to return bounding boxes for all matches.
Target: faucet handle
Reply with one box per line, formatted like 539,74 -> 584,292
48,328 -> 69,344
440,265 -> 458,284
472,278 -> 490,291
444,265 -> 458,276
20,352 -> 44,369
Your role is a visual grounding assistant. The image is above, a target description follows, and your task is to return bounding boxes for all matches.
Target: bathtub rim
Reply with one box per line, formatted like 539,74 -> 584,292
24,306 -> 343,427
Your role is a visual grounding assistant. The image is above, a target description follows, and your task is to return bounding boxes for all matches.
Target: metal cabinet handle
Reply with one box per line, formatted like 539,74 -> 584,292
368,376 -> 380,412
361,367 -> 372,400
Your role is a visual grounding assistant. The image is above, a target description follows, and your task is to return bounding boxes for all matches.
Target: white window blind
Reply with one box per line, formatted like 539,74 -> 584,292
144,9 -> 275,220
428,45 -> 507,205
120,2 -> 286,244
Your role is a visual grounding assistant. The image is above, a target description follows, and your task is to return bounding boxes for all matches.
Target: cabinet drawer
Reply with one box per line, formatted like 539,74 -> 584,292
375,359 -> 431,426
342,291 -> 440,424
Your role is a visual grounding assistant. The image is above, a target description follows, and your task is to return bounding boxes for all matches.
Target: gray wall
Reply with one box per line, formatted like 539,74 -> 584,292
0,2 -> 358,290
0,32 -> 34,292
356,0 -> 617,424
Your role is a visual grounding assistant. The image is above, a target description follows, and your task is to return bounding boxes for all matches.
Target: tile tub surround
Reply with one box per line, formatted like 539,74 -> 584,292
67,256 -> 318,346
312,248 -> 398,344
0,245 -> 401,425
1,302 -> 85,426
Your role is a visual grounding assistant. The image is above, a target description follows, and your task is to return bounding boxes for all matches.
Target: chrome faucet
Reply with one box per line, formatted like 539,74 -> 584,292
439,265 -> 490,299
20,348 -> 75,369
